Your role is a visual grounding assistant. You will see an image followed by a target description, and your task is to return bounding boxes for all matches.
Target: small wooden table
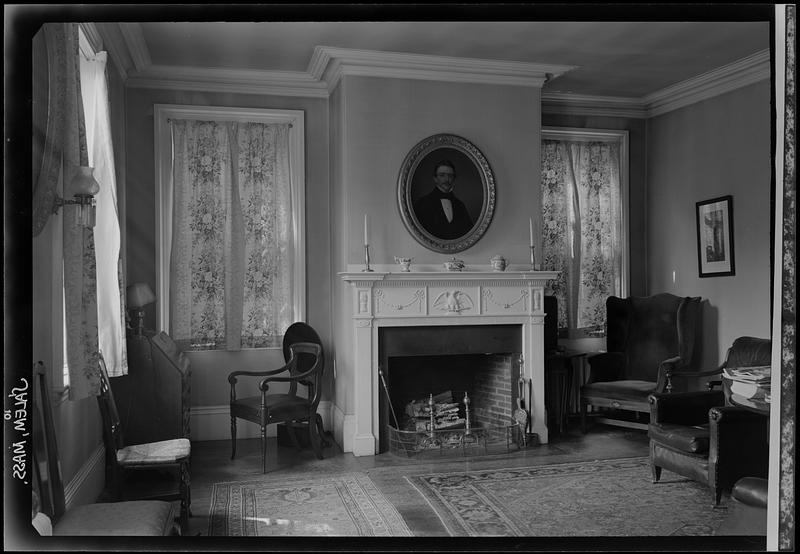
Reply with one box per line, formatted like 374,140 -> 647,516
545,349 -> 587,435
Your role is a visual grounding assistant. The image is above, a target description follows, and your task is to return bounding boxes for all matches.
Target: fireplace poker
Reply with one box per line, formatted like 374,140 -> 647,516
378,368 -> 400,429
378,368 -> 411,456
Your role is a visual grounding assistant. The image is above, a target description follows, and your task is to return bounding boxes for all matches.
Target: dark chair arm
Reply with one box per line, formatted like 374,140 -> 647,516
259,354 -> 323,392
709,406 -> 770,482
586,352 -> 626,383
663,358 -> 724,390
648,389 -> 725,425
228,363 -> 291,386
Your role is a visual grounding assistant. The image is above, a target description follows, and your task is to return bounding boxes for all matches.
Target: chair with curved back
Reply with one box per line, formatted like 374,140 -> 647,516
580,293 -> 702,432
96,354 -> 192,531
32,361 -> 180,536
228,322 -> 328,473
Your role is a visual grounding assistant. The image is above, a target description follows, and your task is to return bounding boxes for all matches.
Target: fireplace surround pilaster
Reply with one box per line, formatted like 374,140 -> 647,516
340,268 -> 559,456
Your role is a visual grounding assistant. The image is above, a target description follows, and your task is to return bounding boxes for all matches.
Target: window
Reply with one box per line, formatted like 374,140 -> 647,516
154,105 -> 305,350
541,127 -> 629,338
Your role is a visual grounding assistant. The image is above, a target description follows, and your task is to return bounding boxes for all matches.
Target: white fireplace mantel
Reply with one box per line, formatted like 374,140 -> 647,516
339,268 -> 559,456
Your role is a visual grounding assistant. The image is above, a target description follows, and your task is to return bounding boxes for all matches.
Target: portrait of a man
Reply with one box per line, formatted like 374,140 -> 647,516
409,147 -> 483,241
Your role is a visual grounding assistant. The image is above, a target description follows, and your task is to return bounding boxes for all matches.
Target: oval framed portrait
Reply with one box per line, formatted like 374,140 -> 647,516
397,134 -> 496,253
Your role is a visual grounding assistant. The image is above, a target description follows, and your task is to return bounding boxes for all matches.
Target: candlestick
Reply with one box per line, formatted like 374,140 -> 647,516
363,214 -> 369,246
529,218 -> 534,248
530,245 -> 537,271
362,244 -> 374,272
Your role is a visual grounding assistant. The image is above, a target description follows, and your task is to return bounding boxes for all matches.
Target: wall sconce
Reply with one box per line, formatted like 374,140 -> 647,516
53,166 -> 100,228
126,282 -> 156,336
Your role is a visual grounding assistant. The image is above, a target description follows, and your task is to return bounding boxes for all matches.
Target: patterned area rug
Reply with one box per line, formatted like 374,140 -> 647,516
406,456 -> 728,537
209,472 -> 412,536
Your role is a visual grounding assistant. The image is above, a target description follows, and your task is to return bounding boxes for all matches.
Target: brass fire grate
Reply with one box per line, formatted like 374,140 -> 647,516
387,418 -> 528,458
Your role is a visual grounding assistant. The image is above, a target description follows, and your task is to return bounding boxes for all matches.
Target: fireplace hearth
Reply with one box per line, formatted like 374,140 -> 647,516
340,268 -> 558,456
378,324 -> 522,453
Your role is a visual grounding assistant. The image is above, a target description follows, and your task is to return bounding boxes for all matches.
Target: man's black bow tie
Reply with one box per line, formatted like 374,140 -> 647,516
432,188 -> 455,200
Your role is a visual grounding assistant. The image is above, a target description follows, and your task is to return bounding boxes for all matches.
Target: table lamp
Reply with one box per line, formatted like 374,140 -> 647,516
126,282 -> 156,336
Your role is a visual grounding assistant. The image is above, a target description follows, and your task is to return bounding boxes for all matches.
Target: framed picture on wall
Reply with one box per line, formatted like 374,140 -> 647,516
695,195 -> 735,278
397,134 -> 496,253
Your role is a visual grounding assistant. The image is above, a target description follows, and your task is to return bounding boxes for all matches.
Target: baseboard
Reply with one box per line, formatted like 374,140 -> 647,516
63,445 -> 105,509
332,404 -> 355,453
190,401 -> 334,442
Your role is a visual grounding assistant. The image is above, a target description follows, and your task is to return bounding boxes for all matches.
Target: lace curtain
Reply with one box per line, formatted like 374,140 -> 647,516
80,50 -> 128,377
169,119 -> 293,350
541,139 -> 623,335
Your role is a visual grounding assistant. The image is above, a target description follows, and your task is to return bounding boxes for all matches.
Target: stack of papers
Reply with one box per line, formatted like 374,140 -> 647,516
723,365 -> 771,402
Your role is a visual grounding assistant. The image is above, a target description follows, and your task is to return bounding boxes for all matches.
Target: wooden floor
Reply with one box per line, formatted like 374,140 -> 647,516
178,420 -> 763,549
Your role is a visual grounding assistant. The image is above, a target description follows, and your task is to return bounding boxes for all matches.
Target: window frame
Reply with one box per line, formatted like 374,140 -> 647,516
153,104 -> 306,345
541,126 -> 631,315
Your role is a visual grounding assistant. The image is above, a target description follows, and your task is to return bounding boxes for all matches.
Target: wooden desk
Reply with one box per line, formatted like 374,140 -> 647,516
545,349 -> 587,435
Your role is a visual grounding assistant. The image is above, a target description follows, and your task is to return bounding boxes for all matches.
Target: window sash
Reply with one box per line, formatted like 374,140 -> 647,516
541,127 -> 629,336
153,105 -> 306,348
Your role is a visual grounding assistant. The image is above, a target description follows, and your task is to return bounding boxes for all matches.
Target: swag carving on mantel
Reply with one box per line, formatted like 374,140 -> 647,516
339,268 -> 559,456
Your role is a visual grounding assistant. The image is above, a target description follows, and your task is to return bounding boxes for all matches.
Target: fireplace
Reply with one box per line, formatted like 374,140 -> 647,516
340,267 -> 558,456
378,324 -> 522,453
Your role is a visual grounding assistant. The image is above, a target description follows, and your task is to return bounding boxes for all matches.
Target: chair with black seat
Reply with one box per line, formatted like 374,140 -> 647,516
648,337 -> 771,506
228,322 -> 327,473
96,354 -> 192,531
580,293 -> 702,432
32,361 -> 180,536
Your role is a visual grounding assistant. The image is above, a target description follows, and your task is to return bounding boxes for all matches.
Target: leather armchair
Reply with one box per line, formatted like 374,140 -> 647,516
580,293 -> 702,431
648,337 -> 771,506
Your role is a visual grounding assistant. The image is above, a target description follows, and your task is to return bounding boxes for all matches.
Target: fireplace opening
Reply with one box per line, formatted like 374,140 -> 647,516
377,325 -> 522,454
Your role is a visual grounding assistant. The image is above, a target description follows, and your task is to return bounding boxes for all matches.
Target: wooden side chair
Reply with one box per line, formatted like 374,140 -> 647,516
32,361 -> 179,536
96,354 -> 192,531
228,322 -> 327,473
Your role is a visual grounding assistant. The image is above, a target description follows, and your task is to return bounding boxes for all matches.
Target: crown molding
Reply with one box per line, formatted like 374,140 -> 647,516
308,45 -> 577,92
542,93 -> 648,119
118,22 -> 151,73
543,49 -> 770,119
92,23 -> 133,81
109,32 -> 769,114
643,49 -> 770,117
78,23 -> 103,54
126,64 -> 329,97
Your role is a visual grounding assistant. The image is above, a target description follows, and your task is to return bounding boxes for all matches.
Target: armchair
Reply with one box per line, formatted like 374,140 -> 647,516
228,322 -> 326,473
648,337 -> 771,506
580,293 -> 702,432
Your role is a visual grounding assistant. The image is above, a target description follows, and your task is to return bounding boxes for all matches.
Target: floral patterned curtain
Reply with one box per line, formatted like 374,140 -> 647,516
541,139 -> 622,336
33,23 -> 101,399
169,119 -> 293,350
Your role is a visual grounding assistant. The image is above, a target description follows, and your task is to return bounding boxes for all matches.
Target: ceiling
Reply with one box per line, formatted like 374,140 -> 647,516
133,20 -> 771,98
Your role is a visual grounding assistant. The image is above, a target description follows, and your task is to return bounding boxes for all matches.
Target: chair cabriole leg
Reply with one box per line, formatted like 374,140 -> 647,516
230,416 -> 237,460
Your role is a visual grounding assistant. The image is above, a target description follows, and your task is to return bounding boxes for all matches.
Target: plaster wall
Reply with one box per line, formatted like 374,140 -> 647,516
646,81 -> 772,369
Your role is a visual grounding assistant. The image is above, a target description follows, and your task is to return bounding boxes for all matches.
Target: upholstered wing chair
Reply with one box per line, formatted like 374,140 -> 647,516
580,293 -> 702,432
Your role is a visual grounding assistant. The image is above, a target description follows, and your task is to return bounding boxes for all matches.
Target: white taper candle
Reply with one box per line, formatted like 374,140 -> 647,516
364,214 -> 369,246
529,218 -> 534,247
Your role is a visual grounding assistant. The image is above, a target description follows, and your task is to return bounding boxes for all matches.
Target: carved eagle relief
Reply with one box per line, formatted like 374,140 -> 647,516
433,290 -> 474,314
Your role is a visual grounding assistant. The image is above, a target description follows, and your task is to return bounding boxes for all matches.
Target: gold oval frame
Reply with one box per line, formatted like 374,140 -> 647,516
397,134 -> 496,253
